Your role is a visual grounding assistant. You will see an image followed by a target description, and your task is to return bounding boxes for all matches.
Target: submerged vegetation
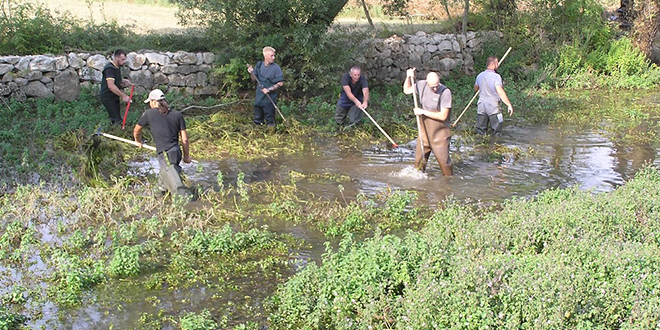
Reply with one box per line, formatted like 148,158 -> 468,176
1,0 -> 660,329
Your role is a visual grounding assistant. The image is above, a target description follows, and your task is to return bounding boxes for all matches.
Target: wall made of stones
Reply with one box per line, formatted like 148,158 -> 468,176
359,31 -> 503,84
0,51 -> 219,102
0,31 -> 502,101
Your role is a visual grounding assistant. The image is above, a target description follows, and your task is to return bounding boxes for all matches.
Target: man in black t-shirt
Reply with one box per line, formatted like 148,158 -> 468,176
134,89 -> 191,194
100,49 -> 132,125
335,66 -> 370,128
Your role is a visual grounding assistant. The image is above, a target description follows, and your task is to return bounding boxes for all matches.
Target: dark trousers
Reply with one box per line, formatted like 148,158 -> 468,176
254,103 -> 276,126
476,113 -> 503,136
157,146 -> 182,174
101,96 -> 122,125
415,117 -> 453,176
335,105 -> 363,126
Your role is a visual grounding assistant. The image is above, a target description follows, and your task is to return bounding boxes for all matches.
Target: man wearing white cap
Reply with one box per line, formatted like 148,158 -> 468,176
133,89 -> 191,194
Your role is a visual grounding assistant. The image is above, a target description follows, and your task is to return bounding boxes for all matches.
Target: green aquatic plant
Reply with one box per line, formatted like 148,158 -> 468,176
108,245 -> 141,278
0,308 -> 26,330
179,310 -> 218,330
269,166 -> 660,330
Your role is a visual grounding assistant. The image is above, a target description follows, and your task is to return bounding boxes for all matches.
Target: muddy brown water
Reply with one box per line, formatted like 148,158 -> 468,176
5,119 -> 660,329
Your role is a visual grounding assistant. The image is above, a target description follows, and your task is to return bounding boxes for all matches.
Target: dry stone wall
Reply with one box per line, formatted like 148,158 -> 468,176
360,31 -> 503,83
0,31 -> 503,101
0,51 -> 219,102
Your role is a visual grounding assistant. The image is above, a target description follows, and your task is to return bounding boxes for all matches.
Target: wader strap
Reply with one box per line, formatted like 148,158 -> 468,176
160,148 -> 172,166
419,81 -> 447,111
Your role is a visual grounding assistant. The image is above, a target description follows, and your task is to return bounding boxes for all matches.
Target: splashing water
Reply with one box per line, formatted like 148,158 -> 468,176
390,165 -> 428,180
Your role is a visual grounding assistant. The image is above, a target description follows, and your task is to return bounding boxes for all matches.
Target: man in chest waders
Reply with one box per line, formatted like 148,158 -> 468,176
133,89 -> 192,196
474,56 -> 514,136
403,69 -> 453,176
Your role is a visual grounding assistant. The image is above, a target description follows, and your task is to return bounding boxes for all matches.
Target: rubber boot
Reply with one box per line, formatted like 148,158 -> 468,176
159,165 -> 191,197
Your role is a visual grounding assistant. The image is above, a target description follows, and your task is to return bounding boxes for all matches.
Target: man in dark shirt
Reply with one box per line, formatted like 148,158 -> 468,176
133,89 -> 191,195
100,49 -> 132,125
335,66 -> 370,128
247,46 -> 285,127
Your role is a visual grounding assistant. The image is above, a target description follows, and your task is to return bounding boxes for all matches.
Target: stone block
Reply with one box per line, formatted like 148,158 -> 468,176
145,53 -> 170,65
129,69 -> 154,90
29,55 -> 57,72
68,53 -> 85,69
55,56 -> 69,71
0,56 -> 19,65
53,68 -> 81,101
177,65 -> 192,75
202,52 -> 215,64
153,71 -> 169,85
87,54 -> 108,71
173,51 -> 198,65
161,64 -> 178,75
23,81 -> 53,98
16,57 -> 32,72
0,64 -> 12,76
126,52 -> 146,70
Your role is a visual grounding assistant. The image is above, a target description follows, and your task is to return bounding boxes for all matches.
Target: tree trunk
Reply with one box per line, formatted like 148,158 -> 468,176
462,0 -> 469,35
631,0 -> 660,57
360,0 -> 375,29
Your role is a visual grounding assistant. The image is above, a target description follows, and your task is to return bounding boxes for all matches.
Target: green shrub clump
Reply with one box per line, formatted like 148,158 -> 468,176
269,166 -> 660,329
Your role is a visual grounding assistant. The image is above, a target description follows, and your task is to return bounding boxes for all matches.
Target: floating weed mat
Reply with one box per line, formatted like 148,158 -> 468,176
187,110 -> 312,161
550,89 -> 660,144
0,180 -> 298,327
0,166 -> 434,328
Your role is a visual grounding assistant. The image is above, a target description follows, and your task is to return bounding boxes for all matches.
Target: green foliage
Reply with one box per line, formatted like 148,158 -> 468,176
214,57 -> 252,95
179,310 -> 218,330
0,220 -> 37,262
0,308 -> 26,330
550,37 -> 660,89
48,250 -> 105,306
174,0 -> 366,95
270,167 -> 660,329
108,245 -> 141,278
176,224 -> 278,256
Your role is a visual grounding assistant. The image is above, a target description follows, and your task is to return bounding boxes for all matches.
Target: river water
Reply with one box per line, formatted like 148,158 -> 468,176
8,103 -> 660,329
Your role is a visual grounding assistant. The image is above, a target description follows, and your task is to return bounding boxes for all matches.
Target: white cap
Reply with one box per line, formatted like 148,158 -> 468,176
144,89 -> 165,103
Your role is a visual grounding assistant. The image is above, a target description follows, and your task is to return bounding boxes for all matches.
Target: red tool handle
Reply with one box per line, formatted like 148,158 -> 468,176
121,85 -> 135,129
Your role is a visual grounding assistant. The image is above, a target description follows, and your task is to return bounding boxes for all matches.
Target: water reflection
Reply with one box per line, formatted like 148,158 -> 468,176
46,121 -> 656,330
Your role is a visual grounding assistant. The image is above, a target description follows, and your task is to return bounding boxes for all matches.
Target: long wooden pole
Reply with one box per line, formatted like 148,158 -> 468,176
410,69 -> 426,153
98,132 -> 198,163
451,47 -> 512,128
359,107 -> 398,148
101,132 -> 157,151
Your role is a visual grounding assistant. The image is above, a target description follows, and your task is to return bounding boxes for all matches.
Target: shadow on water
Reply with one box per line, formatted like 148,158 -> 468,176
10,111 -> 659,329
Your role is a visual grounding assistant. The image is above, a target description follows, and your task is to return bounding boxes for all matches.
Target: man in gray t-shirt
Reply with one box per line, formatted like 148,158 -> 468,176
403,69 -> 453,176
474,56 -> 514,136
247,46 -> 284,127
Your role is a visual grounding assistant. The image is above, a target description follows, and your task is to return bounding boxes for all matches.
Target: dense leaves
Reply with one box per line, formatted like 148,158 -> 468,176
270,167 -> 660,329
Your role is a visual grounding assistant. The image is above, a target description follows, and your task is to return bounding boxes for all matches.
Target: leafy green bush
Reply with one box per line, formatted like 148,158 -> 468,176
269,167 -> 660,329
176,224 -> 279,256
